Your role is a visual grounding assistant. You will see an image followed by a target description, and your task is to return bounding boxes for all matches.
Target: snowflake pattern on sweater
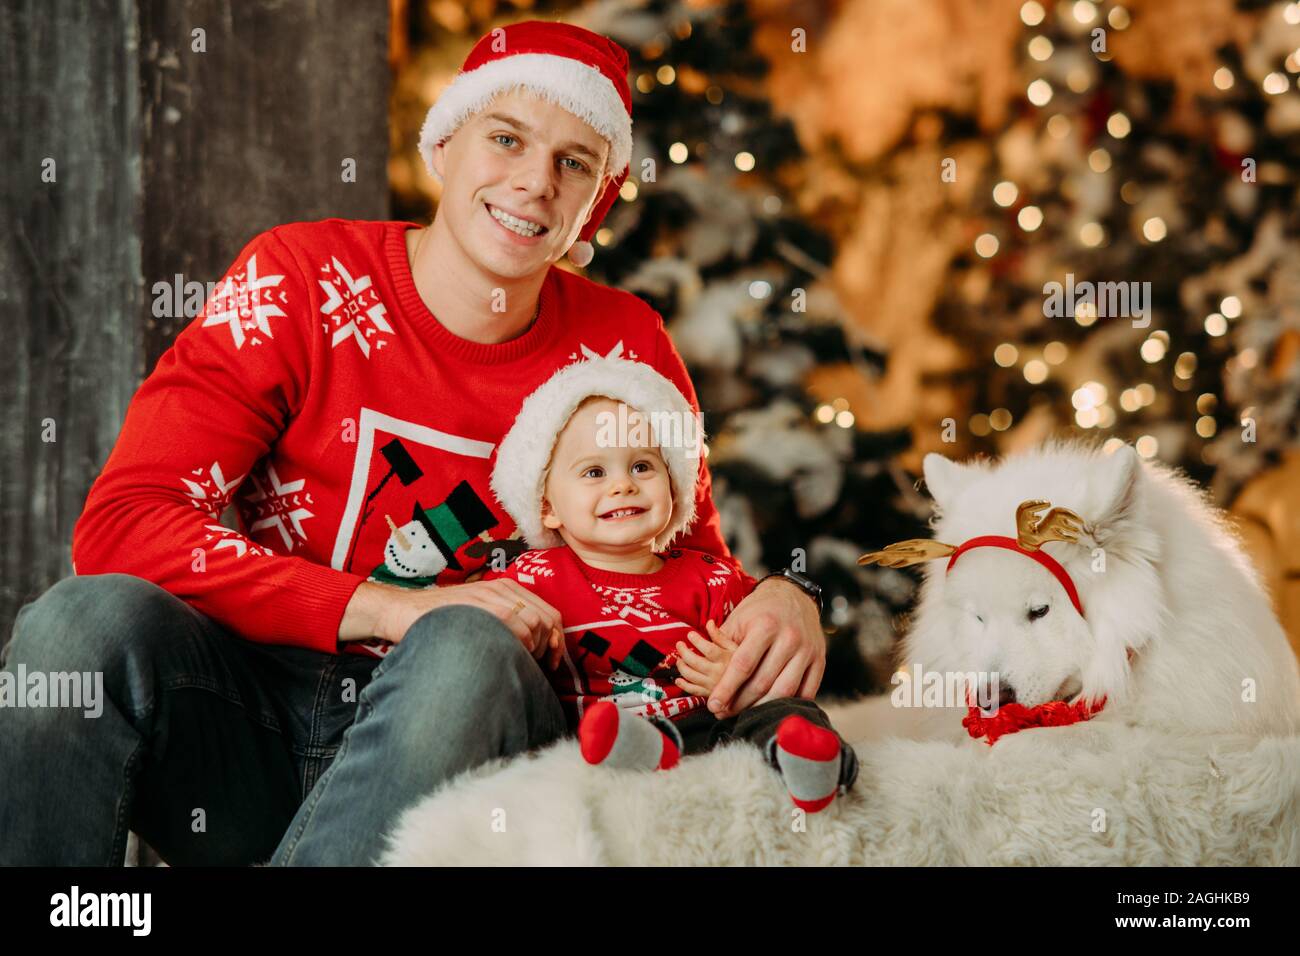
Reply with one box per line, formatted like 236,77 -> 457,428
483,545 -> 754,728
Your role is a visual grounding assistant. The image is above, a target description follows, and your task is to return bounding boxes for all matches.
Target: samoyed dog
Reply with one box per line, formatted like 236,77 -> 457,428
857,441 -> 1300,741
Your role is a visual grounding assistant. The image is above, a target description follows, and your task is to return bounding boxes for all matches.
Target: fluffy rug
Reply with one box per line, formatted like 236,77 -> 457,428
379,704 -> 1300,865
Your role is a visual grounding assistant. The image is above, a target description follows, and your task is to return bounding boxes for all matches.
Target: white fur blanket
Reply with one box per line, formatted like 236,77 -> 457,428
380,702 -> 1300,866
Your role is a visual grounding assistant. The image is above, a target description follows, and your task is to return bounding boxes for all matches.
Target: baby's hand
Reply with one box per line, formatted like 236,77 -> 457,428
674,620 -> 739,696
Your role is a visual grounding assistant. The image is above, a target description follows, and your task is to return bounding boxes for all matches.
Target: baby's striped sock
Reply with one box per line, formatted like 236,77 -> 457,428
772,714 -> 844,812
578,700 -> 681,770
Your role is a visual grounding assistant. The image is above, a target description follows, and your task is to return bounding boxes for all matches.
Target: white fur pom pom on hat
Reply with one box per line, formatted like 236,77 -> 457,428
490,357 -> 703,552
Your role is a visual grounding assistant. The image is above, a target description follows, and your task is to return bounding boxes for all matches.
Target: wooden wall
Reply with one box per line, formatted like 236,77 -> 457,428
1,0 -> 391,643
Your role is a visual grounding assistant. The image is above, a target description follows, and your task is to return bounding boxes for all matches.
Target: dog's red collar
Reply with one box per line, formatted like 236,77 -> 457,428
946,535 -> 1085,619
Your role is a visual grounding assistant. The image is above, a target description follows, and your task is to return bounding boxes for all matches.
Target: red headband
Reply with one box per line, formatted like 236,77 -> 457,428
946,535 -> 1085,618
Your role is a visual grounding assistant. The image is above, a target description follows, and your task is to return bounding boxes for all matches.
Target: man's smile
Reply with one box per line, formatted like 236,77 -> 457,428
485,202 -> 550,239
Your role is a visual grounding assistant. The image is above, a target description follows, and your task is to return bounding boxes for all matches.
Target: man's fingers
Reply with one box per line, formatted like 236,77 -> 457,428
546,633 -> 566,671
731,635 -> 803,713
494,580 -> 561,637
707,624 -> 774,714
743,652 -> 808,711
706,619 -> 737,648
796,654 -> 825,699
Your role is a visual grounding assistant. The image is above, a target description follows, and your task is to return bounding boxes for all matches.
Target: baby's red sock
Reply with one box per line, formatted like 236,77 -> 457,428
773,714 -> 844,812
578,700 -> 680,770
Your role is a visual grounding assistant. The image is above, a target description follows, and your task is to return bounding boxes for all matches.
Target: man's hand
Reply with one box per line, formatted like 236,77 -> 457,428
342,579 -> 565,670
673,620 -> 738,696
705,577 -> 825,719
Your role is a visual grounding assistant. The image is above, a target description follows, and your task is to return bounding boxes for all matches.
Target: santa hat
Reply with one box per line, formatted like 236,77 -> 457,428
417,20 -> 633,268
490,357 -> 703,552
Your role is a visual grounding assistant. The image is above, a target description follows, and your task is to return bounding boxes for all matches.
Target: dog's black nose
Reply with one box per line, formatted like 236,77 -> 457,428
998,684 -> 1017,706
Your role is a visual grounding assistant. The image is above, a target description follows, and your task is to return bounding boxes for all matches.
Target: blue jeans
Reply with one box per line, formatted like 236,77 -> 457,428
0,573 -> 567,866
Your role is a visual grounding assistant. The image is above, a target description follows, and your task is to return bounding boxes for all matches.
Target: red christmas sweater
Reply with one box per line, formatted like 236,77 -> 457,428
482,546 -> 755,728
71,219 -> 755,658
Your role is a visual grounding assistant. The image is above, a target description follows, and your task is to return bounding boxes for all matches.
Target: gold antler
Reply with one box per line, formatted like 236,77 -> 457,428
1015,499 -> 1085,552
857,539 -> 957,569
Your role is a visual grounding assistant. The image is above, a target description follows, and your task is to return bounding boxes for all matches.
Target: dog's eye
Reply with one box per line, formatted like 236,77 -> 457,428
1028,604 -> 1049,621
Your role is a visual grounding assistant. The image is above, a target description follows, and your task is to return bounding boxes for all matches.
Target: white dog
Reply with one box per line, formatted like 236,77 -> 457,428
854,440 -> 1300,742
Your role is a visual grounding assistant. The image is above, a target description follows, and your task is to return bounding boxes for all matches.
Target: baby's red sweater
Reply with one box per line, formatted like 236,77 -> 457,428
483,545 -> 755,729
70,219 -> 755,657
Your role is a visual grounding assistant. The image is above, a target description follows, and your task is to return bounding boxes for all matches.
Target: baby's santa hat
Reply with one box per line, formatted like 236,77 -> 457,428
490,357 -> 703,552
417,20 -> 633,268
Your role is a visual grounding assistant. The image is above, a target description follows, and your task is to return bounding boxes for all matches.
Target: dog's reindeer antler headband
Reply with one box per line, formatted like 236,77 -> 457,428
858,500 -> 1088,618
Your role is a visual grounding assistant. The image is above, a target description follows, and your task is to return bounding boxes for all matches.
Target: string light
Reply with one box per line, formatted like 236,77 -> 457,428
1021,1 -> 1046,26
1213,67 -> 1235,91
1263,72 -> 1289,95
1044,341 -> 1068,364
1028,79 -> 1054,106
1088,148 -> 1112,172
1196,416 -> 1217,438
1142,217 -> 1167,242
1135,435 -> 1159,458
975,234 -> 1000,257
970,413 -> 992,436
990,408 -> 1013,431
1220,295 -> 1242,318
1023,359 -> 1048,383
668,142 -> 689,163
1204,312 -> 1228,336
1108,6 -> 1131,29
1080,222 -> 1105,246
1047,114 -> 1071,138
734,151 -> 755,172
1028,36 -> 1054,61
1019,206 -> 1044,231
993,181 -> 1019,206
1073,1 -> 1097,25
1140,335 -> 1167,362
1107,112 -> 1132,138
994,343 -> 1019,366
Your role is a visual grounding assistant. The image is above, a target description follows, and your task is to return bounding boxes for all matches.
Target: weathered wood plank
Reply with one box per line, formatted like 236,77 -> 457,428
1,0 -> 390,646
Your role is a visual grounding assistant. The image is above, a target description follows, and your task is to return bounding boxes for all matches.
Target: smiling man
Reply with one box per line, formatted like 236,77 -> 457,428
0,20 -> 825,867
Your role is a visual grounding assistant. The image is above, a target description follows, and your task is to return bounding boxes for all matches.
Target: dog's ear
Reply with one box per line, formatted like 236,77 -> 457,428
922,453 -> 972,507
1087,444 -> 1147,556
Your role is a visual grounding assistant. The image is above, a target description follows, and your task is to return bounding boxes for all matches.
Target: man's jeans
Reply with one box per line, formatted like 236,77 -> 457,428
0,573 -> 567,866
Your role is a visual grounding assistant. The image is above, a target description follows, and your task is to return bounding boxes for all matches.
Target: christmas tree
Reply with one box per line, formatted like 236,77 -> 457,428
390,0 -> 1300,695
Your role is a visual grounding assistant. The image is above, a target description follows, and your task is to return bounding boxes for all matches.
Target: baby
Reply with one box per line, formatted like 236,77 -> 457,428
485,356 -> 858,812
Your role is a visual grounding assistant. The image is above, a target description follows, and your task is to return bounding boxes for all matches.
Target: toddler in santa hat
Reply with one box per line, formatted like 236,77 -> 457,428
485,356 -> 858,812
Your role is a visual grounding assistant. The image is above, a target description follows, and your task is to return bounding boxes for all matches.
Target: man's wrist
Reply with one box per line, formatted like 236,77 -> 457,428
756,568 -> 823,614
339,581 -> 399,645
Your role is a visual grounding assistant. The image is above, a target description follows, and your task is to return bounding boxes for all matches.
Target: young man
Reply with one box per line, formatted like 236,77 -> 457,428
0,20 -> 825,866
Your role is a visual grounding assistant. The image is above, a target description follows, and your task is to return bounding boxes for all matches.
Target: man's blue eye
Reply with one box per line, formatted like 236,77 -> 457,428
494,134 -> 517,147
